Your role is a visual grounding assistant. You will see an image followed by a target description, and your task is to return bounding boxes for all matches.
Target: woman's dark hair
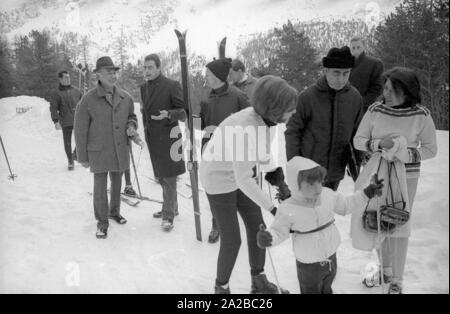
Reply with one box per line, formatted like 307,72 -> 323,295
297,166 -> 327,187
383,66 -> 422,107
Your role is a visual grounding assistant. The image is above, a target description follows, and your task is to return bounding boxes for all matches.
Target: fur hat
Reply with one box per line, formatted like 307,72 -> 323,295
322,46 -> 355,69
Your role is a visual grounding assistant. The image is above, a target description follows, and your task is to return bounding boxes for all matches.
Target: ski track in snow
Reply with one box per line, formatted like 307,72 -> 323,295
0,96 -> 448,294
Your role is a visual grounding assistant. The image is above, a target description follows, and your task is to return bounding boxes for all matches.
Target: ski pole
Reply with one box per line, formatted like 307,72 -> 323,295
132,148 -> 142,187
129,144 -> 143,199
259,224 -> 282,294
0,135 -> 17,180
377,202 -> 386,294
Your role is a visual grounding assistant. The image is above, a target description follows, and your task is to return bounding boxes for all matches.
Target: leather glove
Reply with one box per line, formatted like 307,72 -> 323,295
265,167 -> 285,186
275,181 -> 291,203
363,174 -> 384,198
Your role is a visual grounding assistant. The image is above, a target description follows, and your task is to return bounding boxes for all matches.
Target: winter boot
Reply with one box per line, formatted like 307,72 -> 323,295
123,185 -> 137,197
214,284 -> 230,294
161,219 -> 174,232
109,215 -> 127,225
96,228 -> 108,239
388,282 -> 403,294
68,161 -> 74,171
208,229 -> 220,243
250,273 -> 289,294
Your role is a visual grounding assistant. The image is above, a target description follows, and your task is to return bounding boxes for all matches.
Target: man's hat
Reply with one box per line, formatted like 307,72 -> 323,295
94,56 -> 120,72
322,46 -> 355,69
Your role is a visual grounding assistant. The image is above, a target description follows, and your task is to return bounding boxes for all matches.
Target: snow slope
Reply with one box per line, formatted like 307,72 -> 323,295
0,96 -> 448,294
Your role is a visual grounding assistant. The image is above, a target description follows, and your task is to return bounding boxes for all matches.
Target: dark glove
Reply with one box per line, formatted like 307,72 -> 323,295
270,206 -> 277,216
275,181 -> 291,203
363,174 -> 384,199
265,167 -> 285,186
257,225 -> 273,248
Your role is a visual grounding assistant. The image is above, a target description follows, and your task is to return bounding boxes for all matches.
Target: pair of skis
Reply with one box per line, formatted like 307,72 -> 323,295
174,30 -> 227,242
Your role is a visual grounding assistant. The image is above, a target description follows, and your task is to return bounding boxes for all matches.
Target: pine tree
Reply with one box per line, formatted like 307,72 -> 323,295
0,37 -> 14,98
267,20 -> 321,91
29,30 -> 59,100
13,35 -> 34,95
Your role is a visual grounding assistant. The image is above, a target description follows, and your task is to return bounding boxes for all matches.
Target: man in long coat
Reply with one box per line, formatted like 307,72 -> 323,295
140,54 -> 187,231
74,56 -> 138,239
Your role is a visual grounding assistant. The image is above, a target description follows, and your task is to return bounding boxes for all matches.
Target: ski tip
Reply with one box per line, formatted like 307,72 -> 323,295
174,29 -> 187,38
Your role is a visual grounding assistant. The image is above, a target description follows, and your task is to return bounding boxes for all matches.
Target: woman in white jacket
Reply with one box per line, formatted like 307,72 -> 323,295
352,67 -> 438,294
199,75 -> 298,294
256,156 -> 383,294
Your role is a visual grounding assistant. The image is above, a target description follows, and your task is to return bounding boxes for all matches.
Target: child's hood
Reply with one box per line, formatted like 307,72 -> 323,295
286,156 -> 320,200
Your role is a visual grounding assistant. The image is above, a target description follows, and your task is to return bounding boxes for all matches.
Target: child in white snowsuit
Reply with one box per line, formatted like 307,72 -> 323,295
257,156 -> 384,294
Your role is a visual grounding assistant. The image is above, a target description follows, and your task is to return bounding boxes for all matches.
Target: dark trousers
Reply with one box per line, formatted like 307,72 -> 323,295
124,169 -> 132,186
94,171 -> 122,229
323,180 -> 340,191
159,176 -> 178,221
62,126 -> 76,163
207,190 -> 266,286
296,253 -> 337,294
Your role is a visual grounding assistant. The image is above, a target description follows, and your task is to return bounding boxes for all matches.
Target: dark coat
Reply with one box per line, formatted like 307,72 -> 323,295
200,83 -> 250,149
349,52 -> 384,111
232,75 -> 259,99
285,76 -> 363,182
50,85 -> 82,127
74,83 -> 137,173
140,74 -> 186,179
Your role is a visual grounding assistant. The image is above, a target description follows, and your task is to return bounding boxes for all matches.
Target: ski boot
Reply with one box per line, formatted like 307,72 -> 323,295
123,185 -> 137,197
388,282 -> 403,294
96,228 -> 108,239
161,219 -> 174,232
208,229 -> 220,243
250,273 -> 289,294
215,284 -> 230,294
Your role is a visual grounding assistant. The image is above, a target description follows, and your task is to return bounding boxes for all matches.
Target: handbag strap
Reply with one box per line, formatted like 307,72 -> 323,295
386,162 -> 406,206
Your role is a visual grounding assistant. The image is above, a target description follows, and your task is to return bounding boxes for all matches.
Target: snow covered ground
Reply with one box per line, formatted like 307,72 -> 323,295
0,96 -> 448,294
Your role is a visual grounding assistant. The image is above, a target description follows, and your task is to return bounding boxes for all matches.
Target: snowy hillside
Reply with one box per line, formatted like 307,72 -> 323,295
1,0 -> 398,61
0,96 -> 448,294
